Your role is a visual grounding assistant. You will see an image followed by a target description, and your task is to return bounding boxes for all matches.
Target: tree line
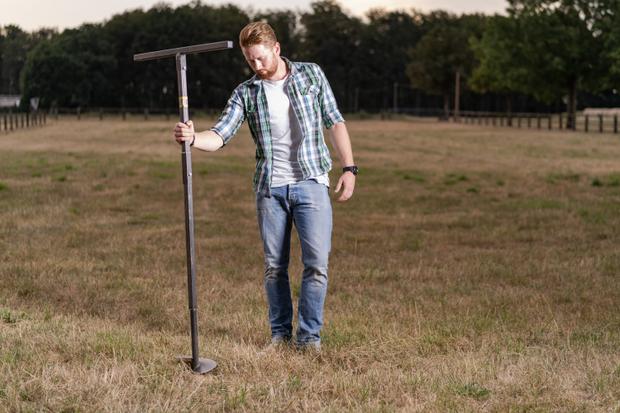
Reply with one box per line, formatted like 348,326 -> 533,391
1,0 -> 619,125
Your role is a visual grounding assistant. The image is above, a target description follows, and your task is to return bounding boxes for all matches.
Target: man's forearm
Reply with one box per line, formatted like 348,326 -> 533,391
193,130 -> 224,152
328,122 -> 355,167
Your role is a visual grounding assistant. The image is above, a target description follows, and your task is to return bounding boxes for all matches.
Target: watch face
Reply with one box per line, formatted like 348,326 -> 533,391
344,166 -> 358,175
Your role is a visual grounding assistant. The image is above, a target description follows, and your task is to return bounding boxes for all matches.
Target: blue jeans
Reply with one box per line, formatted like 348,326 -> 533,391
256,180 -> 332,346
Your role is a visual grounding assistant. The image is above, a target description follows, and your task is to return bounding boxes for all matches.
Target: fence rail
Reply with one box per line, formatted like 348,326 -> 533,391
456,111 -> 619,134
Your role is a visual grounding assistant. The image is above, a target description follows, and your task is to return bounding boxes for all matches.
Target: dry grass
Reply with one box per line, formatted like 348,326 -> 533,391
1,117 -> 620,412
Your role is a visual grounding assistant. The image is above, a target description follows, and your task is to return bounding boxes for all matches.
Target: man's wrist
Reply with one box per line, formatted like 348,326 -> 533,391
342,165 -> 358,176
190,134 -> 196,147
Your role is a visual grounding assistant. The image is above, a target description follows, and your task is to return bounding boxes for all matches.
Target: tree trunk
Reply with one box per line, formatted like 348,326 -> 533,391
453,70 -> 461,123
567,80 -> 577,130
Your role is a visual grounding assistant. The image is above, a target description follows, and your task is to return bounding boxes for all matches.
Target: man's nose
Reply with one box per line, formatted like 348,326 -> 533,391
253,60 -> 263,70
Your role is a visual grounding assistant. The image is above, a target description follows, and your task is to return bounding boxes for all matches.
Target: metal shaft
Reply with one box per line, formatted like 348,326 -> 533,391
176,53 -> 201,371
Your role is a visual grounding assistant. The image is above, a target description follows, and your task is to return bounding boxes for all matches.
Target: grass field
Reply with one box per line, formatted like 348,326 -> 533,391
1,117 -> 619,412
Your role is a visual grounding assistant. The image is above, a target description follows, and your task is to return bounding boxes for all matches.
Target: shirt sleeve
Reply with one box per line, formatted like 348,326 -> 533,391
210,86 -> 246,145
314,64 -> 345,129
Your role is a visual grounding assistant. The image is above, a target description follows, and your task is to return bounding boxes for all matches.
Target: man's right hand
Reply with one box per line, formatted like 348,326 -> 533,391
173,120 -> 195,145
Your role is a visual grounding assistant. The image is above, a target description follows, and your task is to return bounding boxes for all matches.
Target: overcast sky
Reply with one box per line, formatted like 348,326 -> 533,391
2,0 -> 507,31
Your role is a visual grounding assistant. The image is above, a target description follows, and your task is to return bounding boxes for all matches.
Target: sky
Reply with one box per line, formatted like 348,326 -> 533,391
1,0 -> 508,32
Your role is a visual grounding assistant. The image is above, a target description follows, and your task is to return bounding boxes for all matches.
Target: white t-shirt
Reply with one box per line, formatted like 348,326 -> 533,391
263,75 -> 329,188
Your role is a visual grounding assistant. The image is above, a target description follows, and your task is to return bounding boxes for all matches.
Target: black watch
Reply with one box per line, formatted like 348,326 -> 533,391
343,165 -> 359,176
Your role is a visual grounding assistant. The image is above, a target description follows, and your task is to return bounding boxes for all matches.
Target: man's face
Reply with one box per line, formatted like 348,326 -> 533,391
241,42 -> 280,79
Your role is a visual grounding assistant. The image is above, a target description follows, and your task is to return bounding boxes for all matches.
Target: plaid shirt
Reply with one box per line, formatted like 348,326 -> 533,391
211,57 -> 344,195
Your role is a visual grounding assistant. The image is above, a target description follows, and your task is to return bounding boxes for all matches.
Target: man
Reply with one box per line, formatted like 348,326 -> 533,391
173,22 -> 357,352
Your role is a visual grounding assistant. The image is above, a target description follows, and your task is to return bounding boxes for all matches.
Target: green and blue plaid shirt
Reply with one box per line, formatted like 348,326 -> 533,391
211,57 -> 344,195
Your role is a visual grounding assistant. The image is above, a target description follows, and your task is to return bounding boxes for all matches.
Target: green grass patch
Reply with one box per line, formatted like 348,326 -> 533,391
1,308 -> 27,324
92,330 -> 138,360
397,169 -> 427,183
578,208 -> 608,225
453,382 -> 490,400
546,172 -> 581,184
443,173 -> 468,185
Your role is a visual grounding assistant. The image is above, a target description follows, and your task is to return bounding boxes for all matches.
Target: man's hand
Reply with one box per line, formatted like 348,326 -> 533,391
335,172 -> 355,202
173,120 -> 195,145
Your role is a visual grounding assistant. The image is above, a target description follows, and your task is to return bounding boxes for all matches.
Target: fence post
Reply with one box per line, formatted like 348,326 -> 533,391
536,114 -> 541,129
99,108 -> 103,121
492,115 -> 497,126
615,115 -> 618,134
559,113 -> 563,130
9,112 -> 14,131
585,115 -> 589,132
548,116 -> 552,130
3,113 -> 7,133
144,108 -> 149,121
44,112 -> 47,125
599,114 -> 603,133
26,112 -> 30,127
518,116 -> 522,128
77,107 -> 81,120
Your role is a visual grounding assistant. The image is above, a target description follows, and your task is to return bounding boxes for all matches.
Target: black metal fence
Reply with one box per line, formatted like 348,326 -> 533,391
0,111 -> 47,133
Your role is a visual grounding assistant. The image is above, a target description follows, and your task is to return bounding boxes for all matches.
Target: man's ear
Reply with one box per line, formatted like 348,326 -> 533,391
274,42 -> 281,56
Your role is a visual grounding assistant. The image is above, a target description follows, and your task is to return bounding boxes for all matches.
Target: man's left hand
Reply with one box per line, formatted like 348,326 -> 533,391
335,172 -> 355,202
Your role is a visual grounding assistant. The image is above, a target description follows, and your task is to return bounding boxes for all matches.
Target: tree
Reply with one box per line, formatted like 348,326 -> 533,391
495,0 -> 610,128
600,0 -> 620,89
470,15 -> 529,116
359,9 -> 423,111
300,0 -> 363,111
1,25 -> 30,95
20,24 -> 116,108
406,12 -> 484,119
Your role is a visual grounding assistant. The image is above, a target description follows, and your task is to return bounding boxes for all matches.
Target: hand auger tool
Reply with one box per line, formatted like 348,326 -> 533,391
134,40 -> 233,374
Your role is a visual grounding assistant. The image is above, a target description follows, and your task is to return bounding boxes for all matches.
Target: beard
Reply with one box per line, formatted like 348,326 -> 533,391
255,60 -> 278,79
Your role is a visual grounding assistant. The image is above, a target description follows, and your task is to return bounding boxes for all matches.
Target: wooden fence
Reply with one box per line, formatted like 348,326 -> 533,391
1,111 -> 47,134
458,111 -> 619,134
6,107 -> 620,136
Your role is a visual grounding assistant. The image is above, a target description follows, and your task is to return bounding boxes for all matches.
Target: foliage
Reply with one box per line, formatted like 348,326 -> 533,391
472,0 -> 614,126
300,0 -> 364,111
406,12 -> 485,117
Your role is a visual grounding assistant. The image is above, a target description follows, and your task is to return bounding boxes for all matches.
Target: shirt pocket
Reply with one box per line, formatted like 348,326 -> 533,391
299,83 -> 321,119
302,83 -> 320,96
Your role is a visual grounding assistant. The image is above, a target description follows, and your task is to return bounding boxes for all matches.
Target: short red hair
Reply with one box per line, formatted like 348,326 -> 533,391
239,22 -> 278,48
